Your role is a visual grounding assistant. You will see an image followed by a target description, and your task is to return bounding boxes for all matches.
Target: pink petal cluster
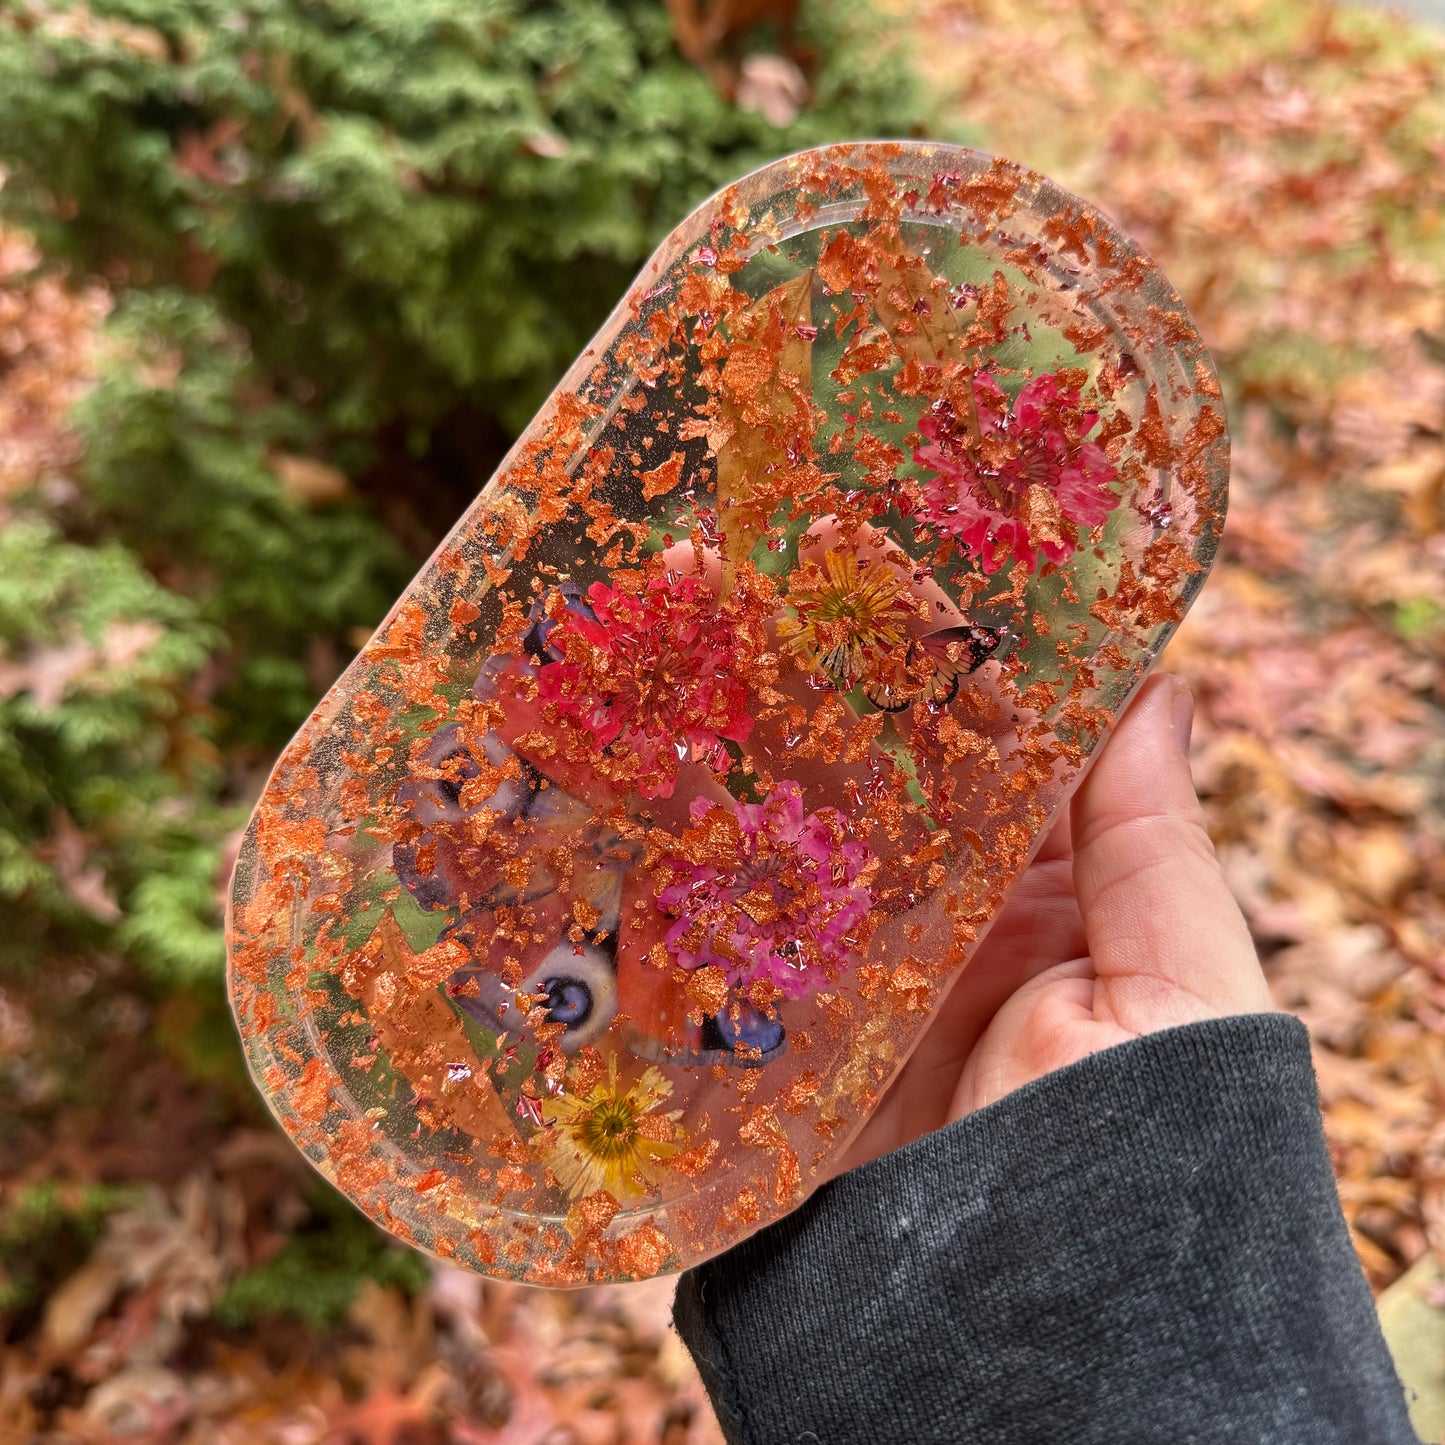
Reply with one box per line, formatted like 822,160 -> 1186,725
657,783 -> 873,999
535,574 -> 752,799
913,371 -> 1118,574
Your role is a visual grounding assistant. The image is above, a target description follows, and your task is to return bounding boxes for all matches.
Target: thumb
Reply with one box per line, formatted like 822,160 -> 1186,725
1070,674 -> 1273,1024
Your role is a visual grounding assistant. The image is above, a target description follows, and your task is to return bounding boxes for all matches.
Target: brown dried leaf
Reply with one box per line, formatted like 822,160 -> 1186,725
872,249 -> 968,375
716,269 -> 814,591
735,54 -> 809,127
665,0 -> 802,70
348,910 -> 517,1144
41,1254 -> 124,1358
271,450 -> 352,506
42,812 -> 121,923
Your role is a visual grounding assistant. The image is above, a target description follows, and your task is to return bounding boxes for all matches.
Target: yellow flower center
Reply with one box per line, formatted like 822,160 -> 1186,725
578,1097 -> 639,1161
780,549 -> 913,687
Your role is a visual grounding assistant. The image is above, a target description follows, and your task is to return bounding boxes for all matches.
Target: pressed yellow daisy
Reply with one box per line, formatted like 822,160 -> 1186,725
777,548 -> 915,689
541,1057 -> 682,1201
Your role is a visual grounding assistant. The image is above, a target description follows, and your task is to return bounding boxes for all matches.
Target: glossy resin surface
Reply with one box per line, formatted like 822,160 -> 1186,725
227,142 -> 1228,1283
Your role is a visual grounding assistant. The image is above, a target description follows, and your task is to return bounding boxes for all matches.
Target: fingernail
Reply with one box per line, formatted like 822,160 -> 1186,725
1168,678 -> 1195,755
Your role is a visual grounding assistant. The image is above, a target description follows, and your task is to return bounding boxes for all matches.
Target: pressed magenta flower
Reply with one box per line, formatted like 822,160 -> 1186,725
657,782 -> 873,999
913,371 -> 1117,574
777,548 -> 916,691
535,574 -> 752,799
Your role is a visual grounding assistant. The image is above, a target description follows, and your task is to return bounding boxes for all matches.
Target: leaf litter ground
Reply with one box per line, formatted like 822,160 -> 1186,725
3,0 -> 1445,1438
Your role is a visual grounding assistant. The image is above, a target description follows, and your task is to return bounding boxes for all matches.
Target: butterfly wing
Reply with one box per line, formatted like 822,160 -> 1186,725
918,623 -> 1005,703
861,657 -> 916,712
863,623 -> 1004,711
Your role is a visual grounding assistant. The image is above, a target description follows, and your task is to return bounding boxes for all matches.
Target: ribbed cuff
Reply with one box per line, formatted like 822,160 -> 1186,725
674,1014 -> 1417,1445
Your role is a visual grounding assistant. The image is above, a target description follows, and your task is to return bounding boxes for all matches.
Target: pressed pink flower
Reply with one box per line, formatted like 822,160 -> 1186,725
535,574 -> 752,799
657,782 -> 873,999
913,371 -> 1118,574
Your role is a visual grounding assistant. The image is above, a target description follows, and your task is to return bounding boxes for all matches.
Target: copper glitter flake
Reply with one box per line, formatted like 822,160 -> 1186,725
226,143 -> 1228,1285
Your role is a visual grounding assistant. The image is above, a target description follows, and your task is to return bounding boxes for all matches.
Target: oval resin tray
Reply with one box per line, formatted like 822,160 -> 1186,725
227,142 -> 1228,1284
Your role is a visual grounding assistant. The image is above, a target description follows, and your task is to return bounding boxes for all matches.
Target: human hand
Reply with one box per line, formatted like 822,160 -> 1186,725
839,673 -> 1274,1172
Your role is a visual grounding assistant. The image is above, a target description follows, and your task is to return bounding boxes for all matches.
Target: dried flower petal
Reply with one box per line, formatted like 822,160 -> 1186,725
535,574 -> 752,798
657,782 -> 873,999
777,549 -> 916,690
541,1055 -> 682,1201
914,371 -> 1118,573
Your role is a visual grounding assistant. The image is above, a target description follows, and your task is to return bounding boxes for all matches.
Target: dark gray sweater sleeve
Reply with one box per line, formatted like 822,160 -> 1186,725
673,1014 -> 1419,1444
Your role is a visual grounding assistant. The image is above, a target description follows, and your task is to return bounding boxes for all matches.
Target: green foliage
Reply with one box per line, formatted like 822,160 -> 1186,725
0,0 -> 934,435
0,516 -> 225,974
1394,595 -> 1445,643
215,1181 -> 430,1329
0,0 -> 938,998
71,290 -> 407,747
0,0 -> 939,1318
0,1182 -> 138,1317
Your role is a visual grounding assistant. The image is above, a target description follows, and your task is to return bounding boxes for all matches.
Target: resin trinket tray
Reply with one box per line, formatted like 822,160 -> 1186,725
227,142 -> 1228,1284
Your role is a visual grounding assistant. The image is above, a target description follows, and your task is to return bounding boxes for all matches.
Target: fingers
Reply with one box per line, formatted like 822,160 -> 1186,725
1070,674 -> 1273,1024
1034,804 -> 1073,864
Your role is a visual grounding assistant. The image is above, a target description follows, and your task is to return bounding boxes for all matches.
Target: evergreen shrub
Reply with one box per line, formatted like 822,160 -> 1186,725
0,0 -> 939,990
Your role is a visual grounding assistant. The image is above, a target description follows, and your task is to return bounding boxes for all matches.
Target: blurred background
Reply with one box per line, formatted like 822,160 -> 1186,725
0,0 -> 1441,1440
